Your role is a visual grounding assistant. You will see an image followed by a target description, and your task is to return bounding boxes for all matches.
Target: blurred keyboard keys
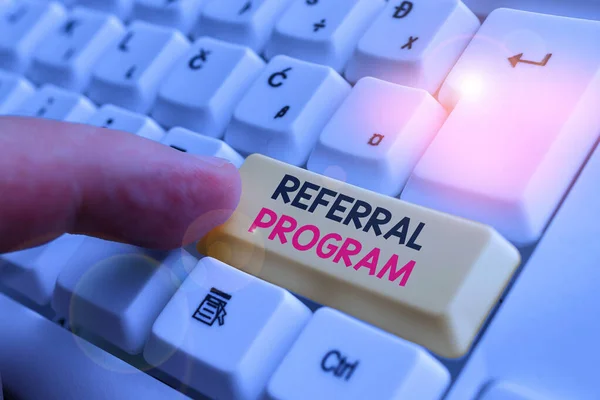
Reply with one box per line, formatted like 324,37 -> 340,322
52,237 -> 195,354
87,21 -> 190,113
144,257 -> 311,400
87,104 -> 165,141
0,69 -> 35,114
307,77 -> 447,196
0,0 -> 67,73
161,127 -> 244,167
15,84 -> 96,122
76,0 -> 134,20
131,0 -> 207,34
265,0 -> 385,72
194,0 -> 294,53
152,36 -> 264,137
344,0 -> 479,93
27,7 -> 125,91
0,234 -> 85,305
225,55 -> 350,166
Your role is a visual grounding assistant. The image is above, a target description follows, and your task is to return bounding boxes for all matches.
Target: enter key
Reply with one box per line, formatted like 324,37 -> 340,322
198,154 -> 520,358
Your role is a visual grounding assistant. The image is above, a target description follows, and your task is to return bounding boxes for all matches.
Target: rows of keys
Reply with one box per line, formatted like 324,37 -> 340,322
2,0 -> 600,398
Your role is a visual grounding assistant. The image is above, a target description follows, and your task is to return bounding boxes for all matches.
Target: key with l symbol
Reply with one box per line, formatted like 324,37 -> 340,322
403,9 -> 600,245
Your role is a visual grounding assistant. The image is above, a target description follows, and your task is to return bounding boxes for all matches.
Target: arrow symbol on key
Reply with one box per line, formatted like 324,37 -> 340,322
508,53 -> 552,68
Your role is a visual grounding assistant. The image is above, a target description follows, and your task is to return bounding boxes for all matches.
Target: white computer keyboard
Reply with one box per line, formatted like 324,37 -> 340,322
1,0 -> 600,399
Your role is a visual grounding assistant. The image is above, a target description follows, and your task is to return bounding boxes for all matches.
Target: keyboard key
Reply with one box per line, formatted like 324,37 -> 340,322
87,21 -> 190,113
307,77 -> 446,196
15,84 -> 96,122
87,104 -> 165,141
265,0 -> 385,72
27,7 -> 125,91
402,9 -> 600,245
194,0 -> 294,53
445,113 -> 600,400
225,55 -> 350,166
0,293 -> 189,400
344,0 -> 479,93
0,0 -> 67,73
0,69 -> 35,114
197,154 -> 520,358
77,0 -> 134,20
144,257 -> 311,399
478,382 -> 543,400
152,36 -> 264,137
463,0 -> 600,20
131,0 -> 207,34
266,307 -> 449,400
52,237 -> 195,354
0,234 -> 85,305
161,127 -> 244,167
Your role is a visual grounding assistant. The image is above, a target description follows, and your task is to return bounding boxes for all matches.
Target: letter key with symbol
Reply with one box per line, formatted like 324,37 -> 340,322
195,0 -> 294,52
308,77 -> 447,196
225,55 -> 350,166
27,7 -> 125,91
144,257 -> 311,400
265,0 -> 384,72
87,21 -> 190,113
345,0 -> 480,94
403,9 -> 600,245
152,37 -> 264,137
266,308 -> 450,400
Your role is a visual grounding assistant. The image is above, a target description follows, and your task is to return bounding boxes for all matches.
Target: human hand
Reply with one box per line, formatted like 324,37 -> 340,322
0,116 -> 242,253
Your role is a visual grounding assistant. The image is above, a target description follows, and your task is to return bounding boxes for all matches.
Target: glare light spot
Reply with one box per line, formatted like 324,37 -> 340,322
459,74 -> 484,101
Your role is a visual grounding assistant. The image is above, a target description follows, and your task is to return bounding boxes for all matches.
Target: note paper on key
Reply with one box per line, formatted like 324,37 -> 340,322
198,155 -> 520,358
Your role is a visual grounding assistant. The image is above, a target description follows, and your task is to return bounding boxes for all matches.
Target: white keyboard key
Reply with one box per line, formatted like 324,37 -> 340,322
307,77 -> 446,196
195,0 -> 294,53
344,0 -> 479,93
266,308 -> 450,400
445,120 -> 600,400
27,7 -> 125,91
265,0 -> 385,72
161,127 -> 244,167
0,234 -> 85,305
52,237 -> 196,354
87,21 -> 190,113
144,257 -> 311,400
0,0 -> 67,73
463,0 -> 600,20
76,0 -> 134,20
225,55 -> 350,166
0,69 -> 35,114
131,0 -> 207,34
402,9 -> 600,245
15,84 -> 96,122
152,36 -> 264,137
87,104 -> 165,141
478,382 -> 543,400
0,293 -> 189,400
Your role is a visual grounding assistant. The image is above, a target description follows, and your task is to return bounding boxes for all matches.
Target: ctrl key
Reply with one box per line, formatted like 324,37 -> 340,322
265,308 -> 449,400
143,257 -> 311,400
